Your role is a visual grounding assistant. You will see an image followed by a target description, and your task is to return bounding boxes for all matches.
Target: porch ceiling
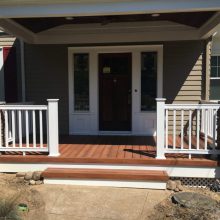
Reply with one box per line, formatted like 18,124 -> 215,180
12,11 -> 216,33
0,1 -> 219,44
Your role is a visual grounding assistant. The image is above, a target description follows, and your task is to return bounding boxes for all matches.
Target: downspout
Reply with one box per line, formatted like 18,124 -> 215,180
20,39 -> 26,102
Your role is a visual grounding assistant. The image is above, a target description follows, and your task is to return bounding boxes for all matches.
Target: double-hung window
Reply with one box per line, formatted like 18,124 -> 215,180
210,56 -> 220,100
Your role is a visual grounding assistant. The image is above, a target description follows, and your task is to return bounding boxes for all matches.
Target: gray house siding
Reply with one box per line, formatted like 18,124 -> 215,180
163,41 -> 206,134
24,40 -> 207,135
163,41 -> 205,104
24,44 -> 69,134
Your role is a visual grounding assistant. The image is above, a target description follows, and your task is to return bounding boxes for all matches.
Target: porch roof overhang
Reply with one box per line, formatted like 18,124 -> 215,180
0,0 -> 220,44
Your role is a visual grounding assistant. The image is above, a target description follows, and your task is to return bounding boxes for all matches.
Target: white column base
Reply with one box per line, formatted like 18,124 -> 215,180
48,153 -> 60,157
156,156 -> 166,160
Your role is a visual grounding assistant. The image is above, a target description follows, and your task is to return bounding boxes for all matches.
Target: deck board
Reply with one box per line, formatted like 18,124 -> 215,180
42,168 -> 169,181
0,135 -> 219,167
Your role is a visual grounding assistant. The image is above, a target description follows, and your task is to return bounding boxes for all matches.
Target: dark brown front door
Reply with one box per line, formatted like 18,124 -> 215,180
99,53 -> 131,131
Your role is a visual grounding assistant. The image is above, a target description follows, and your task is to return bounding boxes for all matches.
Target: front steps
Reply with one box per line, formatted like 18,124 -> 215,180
42,168 -> 169,189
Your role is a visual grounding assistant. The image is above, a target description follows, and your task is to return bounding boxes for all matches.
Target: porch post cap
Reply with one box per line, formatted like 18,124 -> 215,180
47,99 -> 59,102
155,98 -> 166,101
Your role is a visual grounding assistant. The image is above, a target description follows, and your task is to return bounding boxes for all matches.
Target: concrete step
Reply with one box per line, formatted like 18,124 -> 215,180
42,168 -> 169,189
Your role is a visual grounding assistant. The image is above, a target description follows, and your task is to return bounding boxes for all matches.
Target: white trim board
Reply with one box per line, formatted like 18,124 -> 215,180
0,0 -> 219,18
0,163 -> 219,178
0,19 -> 35,44
68,45 -> 163,135
36,21 -> 200,44
43,179 -> 167,189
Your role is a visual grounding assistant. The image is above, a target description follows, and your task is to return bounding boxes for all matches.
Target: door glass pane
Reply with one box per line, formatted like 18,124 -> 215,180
73,53 -> 89,111
100,53 -> 130,75
210,79 -> 220,100
141,52 -> 157,111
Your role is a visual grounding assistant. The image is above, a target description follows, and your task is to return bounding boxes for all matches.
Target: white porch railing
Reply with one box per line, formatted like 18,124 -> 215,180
200,101 -> 218,139
156,98 -> 220,159
0,99 -> 59,156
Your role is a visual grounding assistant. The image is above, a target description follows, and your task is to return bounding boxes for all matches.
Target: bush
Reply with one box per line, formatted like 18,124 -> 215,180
0,194 -> 21,220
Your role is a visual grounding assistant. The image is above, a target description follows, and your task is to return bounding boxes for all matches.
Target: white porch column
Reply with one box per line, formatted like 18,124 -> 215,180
47,99 -> 60,157
156,98 -> 166,159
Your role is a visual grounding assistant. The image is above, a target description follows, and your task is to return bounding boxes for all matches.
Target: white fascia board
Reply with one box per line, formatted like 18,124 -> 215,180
0,19 -> 35,43
200,12 -> 220,39
0,0 -> 219,18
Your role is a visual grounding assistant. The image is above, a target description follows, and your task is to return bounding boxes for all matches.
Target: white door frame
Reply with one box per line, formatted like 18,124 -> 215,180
68,45 -> 163,135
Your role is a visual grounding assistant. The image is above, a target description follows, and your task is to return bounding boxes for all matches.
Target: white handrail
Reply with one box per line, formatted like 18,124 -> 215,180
0,106 -> 47,110
165,105 -> 220,109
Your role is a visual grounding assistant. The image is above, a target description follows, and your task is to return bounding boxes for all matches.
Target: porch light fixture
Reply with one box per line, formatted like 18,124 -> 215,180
65,16 -> 74,20
151,13 -> 160,17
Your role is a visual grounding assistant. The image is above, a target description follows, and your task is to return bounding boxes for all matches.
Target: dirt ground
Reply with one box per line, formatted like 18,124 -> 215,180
0,173 -> 45,220
0,173 -> 220,220
149,188 -> 220,220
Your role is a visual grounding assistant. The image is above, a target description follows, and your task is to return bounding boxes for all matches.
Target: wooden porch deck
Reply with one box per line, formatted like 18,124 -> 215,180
0,135 -> 219,167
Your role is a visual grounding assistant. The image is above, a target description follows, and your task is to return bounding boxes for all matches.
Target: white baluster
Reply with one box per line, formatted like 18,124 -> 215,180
18,110 -> 22,148
11,110 -> 15,147
8,111 -> 12,140
25,110 -> 29,148
201,109 -> 204,134
165,109 -> 168,149
208,109 -> 211,137
39,110 -> 43,148
189,110 -> 192,150
211,109 -> 213,137
32,110 -> 36,148
196,109 -> 200,150
212,109 -> 217,149
205,109 -> 208,150
181,110 -> 184,149
5,110 -> 8,147
173,110 -> 176,149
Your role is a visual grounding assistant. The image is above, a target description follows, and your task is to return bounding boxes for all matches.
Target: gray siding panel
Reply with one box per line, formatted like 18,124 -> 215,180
24,41 -> 206,135
163,41 -> 205,104
24,44 -> 69,134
